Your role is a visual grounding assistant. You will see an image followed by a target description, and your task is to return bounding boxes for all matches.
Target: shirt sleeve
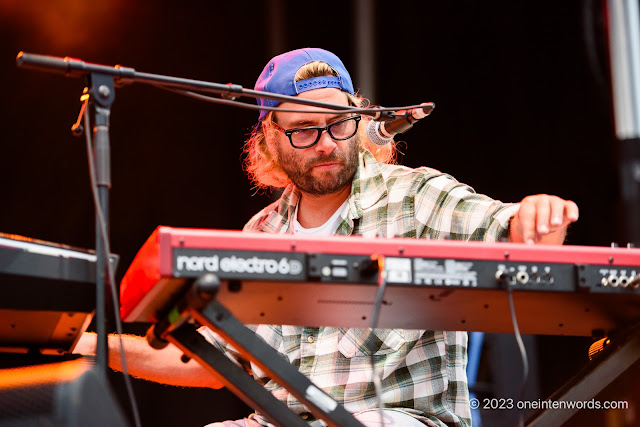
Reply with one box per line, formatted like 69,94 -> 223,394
413,172 -> 520,242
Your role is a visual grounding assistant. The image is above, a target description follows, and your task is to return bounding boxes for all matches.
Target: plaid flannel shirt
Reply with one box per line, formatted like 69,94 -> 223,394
206,149 -> 519,426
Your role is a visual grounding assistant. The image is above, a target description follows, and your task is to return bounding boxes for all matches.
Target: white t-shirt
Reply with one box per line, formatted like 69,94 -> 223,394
293,199 -> 349,236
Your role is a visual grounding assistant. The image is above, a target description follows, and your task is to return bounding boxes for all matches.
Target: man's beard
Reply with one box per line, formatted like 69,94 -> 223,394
276,137 -> 359,196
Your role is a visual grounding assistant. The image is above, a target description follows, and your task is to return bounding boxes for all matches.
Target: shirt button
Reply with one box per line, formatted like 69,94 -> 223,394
307,336 -> 315,343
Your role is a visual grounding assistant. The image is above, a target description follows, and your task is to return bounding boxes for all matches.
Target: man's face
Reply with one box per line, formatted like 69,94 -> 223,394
272,88 -> 359,196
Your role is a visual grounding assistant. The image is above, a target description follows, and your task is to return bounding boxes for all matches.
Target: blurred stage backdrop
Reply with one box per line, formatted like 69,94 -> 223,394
1,1 -> 638,426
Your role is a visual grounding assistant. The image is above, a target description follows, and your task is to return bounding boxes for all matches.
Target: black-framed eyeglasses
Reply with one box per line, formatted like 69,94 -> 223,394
272,115 -> 361,149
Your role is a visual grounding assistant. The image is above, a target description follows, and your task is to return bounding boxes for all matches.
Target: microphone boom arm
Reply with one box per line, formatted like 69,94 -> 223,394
16,51 -> 434,119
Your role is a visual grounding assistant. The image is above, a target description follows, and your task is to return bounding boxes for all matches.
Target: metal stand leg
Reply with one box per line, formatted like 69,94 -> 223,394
154,274 -> 365,427
526,326 -> 640,426
166,322 -> 308,427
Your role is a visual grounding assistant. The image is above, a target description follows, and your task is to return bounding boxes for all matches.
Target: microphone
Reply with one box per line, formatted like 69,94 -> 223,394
366,102 -> 435,146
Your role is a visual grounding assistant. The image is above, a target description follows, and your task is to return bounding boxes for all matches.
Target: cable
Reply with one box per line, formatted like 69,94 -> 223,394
368,255 -> 388,427
505,284 -> 529,427
154,84 -> 433,117
82,97 -> 142,427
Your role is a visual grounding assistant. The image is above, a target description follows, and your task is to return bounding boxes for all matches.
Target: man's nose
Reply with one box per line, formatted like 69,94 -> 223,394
314,129 -> 337,153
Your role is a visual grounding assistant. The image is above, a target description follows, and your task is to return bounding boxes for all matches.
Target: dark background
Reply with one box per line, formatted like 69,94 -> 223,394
1,1 -> 637,426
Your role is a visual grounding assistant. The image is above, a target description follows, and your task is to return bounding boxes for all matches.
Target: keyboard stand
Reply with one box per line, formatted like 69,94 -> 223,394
150,273 -> 365,427
526,324 -> 640,426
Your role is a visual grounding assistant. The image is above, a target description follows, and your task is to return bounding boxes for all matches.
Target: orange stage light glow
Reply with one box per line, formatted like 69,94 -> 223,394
0,358 -> 92,390
0,0 -> 126,52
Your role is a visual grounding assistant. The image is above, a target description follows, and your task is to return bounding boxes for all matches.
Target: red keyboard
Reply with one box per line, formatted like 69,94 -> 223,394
120,226 -> 640,336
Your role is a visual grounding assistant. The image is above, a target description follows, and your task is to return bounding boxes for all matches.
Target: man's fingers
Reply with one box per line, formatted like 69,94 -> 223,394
517,198 -> 538,244
565,200 -> 580,222
549,197 -> 567,228
534,196 -> 551,235
516,195 -> 579,245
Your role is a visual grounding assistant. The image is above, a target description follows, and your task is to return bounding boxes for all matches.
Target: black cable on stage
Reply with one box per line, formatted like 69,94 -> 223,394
82,95 -> 142,427
506,283 -> 529,427
368,255 -> 388,427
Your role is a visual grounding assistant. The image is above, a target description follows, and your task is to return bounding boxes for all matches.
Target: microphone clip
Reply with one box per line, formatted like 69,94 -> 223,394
375,110 -> 401,122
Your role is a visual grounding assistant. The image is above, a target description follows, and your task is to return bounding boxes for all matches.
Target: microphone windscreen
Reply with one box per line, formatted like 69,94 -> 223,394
365,120 -> 393,146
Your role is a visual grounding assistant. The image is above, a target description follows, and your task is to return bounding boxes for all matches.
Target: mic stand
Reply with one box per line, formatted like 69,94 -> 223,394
14,52 -> 433,425
85,71 -> 116,376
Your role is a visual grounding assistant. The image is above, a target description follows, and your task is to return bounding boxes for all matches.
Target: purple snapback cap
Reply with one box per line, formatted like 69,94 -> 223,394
254,48 -> 355,122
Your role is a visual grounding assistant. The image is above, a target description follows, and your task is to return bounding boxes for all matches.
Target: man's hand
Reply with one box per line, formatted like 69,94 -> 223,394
510,194 -> 579,245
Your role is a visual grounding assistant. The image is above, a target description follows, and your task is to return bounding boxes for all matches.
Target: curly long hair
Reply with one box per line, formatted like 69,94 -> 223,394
242,61 -> 398,190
